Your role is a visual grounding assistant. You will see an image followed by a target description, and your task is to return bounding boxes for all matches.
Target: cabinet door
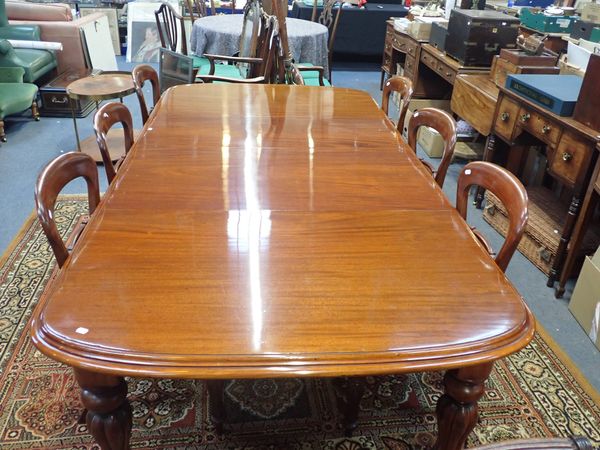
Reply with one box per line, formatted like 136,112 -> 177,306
81,15 -> 119,70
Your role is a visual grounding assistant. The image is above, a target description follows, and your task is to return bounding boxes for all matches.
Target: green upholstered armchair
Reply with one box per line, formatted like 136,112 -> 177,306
0,66 -> 39,142
0,0 -> 57,82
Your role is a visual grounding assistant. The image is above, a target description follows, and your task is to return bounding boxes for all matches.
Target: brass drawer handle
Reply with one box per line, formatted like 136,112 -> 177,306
500,112 -> 509,122
542,124 -> 552,134
520,113 -> 531,122
446,72 -> 452,77
562,152 -> 573,162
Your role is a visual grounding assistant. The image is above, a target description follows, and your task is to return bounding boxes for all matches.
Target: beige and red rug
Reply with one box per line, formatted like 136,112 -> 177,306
0,197 -> 598,449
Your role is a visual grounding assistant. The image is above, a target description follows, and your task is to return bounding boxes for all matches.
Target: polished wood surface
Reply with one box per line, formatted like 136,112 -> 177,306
67,72 -> 136,102
31,85 -> 534,450
32,84 -> 533,378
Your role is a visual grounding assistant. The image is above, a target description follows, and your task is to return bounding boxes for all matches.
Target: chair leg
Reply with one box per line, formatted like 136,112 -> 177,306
0,120 -> 6,142
32,101 -> 40,121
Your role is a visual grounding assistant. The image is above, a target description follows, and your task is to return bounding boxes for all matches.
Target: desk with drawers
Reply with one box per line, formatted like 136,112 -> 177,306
485,87 -> 600,292
380,23 -> 490,98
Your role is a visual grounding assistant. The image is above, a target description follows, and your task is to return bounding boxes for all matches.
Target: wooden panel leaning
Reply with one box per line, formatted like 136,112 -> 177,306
470,436 -> 593,450
93,102 -> 135,184
457,161 -> 528,273
132,64 -> 160,125
34,152 -> 100,268
407,107 -> 457,188
381,76 -> 413,134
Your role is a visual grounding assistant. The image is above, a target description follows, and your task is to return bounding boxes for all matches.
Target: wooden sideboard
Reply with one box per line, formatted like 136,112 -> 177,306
483,87 -> 600,291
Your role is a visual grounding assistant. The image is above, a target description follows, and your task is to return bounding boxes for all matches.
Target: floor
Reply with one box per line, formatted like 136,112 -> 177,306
0,58 -> 598,393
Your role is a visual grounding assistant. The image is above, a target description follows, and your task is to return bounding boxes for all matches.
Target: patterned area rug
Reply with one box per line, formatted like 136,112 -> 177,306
0,197 -> 598,449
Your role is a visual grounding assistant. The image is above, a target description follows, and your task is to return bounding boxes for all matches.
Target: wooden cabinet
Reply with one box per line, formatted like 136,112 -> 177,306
380,22 -> 426,97
489,88 -> 600,291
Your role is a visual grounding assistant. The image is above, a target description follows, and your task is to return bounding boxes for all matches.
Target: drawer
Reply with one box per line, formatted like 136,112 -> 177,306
517,109 -> 561,146
404,55 -> 417,79
493,95 -> 521,142
548,131 -> 593,188
405,40 -> 418,57
435,59 -> 456,84
420,50 -> 437,71
393,34 -> 409,52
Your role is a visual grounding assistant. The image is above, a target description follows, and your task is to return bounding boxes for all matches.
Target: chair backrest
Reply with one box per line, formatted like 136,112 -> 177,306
93,102 -> 135,184
185,0 -> 215,21
155,2 -> 188,55
255,14 -> 280,83
407,107 -> 456,188
158,47 -> 195,93
381,76 -> 413,133
237,0 -> 264,78
132,64 -> 160,125
35,152 -> 100,268
456,161 -> 528,273
311,0 -> 343,78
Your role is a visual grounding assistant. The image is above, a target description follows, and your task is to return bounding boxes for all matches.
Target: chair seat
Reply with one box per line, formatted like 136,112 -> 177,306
192,55 -> 211,69
0,83 -> 38,118
13,48 -> 57,82
197,63 -> 244,79
297,62 -> 331,86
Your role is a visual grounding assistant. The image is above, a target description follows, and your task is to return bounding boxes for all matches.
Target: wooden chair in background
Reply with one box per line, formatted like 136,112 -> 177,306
456,161 -> 529,273
155,2 -> 209,69
35,152 -> 100,268
185,0 -> 215,21
381,76 -> 413,134
196,0 -> 268,82
93,102 -> 135,184
407,107 -> 457,188
197,13 -> 280,84
296,0 -> 343,86
132,64 -> 160,125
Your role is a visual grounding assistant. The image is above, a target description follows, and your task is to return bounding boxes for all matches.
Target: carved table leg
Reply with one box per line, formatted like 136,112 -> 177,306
548,195 -> 581,288
74,369 -> 132,450
206,379 -> 226,434
334,376 -> 366,437
474,135 -> 496,208
434,362 -> 494,450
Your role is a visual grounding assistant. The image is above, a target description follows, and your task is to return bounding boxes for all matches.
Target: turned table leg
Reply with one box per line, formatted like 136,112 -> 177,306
548,195 -> 581,288
434,362 -> 494,450
74,369 -> 132,450
207,379 -> 226,434
336,376 -> 366,437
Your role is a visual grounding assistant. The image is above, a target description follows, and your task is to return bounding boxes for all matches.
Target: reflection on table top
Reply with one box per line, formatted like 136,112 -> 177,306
31,84 -> 534,379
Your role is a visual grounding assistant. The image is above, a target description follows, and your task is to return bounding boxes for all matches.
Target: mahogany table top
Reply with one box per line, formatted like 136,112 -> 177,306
31,84 -> 534,379
67,71 -> 136,101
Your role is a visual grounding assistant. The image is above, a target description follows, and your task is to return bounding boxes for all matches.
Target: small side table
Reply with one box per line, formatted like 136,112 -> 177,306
67,71 -> 136,162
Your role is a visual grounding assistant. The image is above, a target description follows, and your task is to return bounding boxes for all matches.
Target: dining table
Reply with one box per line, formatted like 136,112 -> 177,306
30,84 -> 535,450
190,14 -> 330,74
